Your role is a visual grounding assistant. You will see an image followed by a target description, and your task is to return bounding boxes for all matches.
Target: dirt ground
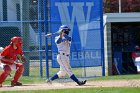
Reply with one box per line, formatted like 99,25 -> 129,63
0,80 -> 140,91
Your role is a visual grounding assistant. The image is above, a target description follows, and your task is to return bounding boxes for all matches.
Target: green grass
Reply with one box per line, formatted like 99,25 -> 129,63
2,73 -> 140,93
3,66 -> 83,85
3,73 -> 140,85
1,87 -> 140,93
3,76 -> 44,85
89,74 -> 140,81
29,66 -> 83,77
2,66 -> 140,93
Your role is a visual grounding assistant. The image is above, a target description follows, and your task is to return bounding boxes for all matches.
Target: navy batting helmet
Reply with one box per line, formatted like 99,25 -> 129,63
59,25 -> 71,35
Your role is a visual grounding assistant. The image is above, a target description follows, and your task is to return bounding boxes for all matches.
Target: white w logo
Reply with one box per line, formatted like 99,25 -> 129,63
55,2 -> 95,47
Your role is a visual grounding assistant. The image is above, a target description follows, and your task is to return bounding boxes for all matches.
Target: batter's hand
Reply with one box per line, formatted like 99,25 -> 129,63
60,31 -> 66,37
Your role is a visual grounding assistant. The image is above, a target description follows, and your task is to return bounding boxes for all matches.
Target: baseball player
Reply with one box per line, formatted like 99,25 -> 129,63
132,45 -> 140,74
46,25 -> 86,85
0,36 -> 25,87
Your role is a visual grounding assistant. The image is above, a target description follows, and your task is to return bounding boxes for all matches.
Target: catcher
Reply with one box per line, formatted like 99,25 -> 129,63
0,36 -> 26,87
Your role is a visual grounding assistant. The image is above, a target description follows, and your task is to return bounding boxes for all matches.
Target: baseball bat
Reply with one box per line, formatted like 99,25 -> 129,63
45,30 -> 62,37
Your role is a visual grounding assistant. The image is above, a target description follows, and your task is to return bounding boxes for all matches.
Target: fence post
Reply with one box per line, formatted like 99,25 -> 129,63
44,0 -> 49,78
22,0 -> 30,76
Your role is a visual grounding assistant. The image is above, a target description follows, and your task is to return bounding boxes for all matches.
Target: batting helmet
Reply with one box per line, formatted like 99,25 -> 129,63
10,36 -> 23,48
59,25 -> 71,35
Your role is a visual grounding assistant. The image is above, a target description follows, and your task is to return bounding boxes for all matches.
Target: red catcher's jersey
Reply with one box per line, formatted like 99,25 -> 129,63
0,45 -> 23,61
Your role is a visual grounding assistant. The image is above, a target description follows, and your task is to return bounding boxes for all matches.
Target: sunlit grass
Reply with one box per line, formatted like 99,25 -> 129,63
1,87 -> 140,93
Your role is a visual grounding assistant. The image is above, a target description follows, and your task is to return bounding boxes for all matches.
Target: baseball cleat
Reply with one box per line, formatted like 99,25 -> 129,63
77,80 -> 87,86
11,81 -> 22,87
46,79 -> 52,84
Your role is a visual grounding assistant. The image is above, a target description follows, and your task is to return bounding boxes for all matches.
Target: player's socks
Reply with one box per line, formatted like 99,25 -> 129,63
50,74 -> 59,81
70,74 -> 79,83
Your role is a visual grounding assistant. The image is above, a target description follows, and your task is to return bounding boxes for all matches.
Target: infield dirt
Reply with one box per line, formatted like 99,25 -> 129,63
0,79 -> 140,91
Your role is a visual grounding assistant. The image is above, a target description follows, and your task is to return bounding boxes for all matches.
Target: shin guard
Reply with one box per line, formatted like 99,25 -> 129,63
12,64 -> 24,83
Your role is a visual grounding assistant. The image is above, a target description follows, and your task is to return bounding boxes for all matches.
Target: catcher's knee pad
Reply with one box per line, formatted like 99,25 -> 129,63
57,71 -> 66,78
3,65 -> 11,75
16,64 -> 24,73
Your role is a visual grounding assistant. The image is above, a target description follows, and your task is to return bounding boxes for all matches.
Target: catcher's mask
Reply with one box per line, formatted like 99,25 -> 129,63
59,25 -> 71,35
10,36 -> 23,48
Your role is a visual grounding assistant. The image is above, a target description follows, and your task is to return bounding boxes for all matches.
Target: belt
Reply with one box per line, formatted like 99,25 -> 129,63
58,52 -> 69,56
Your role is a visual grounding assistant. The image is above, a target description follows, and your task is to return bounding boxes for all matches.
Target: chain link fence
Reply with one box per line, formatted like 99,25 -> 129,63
0,0 -> 105,79
0,0 -> 48,78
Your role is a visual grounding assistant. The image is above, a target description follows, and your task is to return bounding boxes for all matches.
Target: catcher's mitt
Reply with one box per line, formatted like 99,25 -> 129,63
16,54 -> 26,63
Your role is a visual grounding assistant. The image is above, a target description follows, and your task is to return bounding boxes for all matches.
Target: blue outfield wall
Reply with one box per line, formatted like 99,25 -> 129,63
50,0 -> 104,68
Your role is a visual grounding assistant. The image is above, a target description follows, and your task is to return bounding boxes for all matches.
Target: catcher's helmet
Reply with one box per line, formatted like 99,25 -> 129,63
10,36 -> 23,47
59,25 -> 71,35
